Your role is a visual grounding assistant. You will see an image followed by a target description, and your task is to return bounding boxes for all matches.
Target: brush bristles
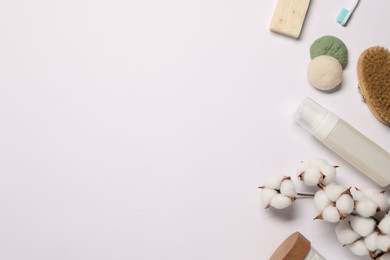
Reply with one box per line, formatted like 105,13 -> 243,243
358,46 -> 390,125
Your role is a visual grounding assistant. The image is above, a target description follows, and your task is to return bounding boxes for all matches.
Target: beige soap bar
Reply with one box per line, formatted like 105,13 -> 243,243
270,0 -> 311,38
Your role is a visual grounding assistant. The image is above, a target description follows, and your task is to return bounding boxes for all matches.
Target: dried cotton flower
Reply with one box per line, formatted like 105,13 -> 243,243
297,158 -> 337,186
314,184 -> 353,222
352,187 -> 389,217
259,176 -> 296,209
348,239 -> 369,256
335,219 -> 361,245
349,216 -> 376,237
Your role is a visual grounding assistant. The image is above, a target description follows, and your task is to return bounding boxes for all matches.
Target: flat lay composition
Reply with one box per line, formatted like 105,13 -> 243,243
0,0 -> 389,259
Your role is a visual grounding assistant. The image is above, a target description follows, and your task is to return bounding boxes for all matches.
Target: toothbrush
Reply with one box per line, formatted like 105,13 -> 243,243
337,0 -> 360,26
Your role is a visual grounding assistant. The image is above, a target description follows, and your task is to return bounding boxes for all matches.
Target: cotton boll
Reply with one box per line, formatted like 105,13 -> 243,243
322,205 -> 341,223
376,234 -> 390,252
361,187 -> 381,198
348,240 -> 369,256
302,167 -> 322,186
261,188 -> 278,208
296,158 -> 332,186
379,215 -> 390,235
270,194 -> 292,209
280,179 -> 296,198
296,161 -> 310,175
364,231 -> 379,252
336,194 -> 354,215
355,198 -> 378,217
351,188 -> 364,201
335,219 -> 361,245
309,158 -> 328,168
350,216 -> 376,237
353,187 -> 389,213
371,193 -> 390,212
263,175 -> 286,190
320,164 -> 336,184
324,183 -> 345,202
314,189 -> 331,212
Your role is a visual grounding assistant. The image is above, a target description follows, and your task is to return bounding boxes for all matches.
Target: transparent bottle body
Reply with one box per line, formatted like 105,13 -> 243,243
322,120 -> 390,186
305,248 -> 325,260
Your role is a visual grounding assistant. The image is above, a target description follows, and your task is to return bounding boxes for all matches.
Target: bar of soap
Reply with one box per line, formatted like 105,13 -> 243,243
270,0 -> 311,39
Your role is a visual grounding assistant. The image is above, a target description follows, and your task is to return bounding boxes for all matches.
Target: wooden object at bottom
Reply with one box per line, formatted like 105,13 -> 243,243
270,232 -> 311,260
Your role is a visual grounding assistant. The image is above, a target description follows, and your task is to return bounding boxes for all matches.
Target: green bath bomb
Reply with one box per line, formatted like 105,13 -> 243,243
310,35 -> 348,68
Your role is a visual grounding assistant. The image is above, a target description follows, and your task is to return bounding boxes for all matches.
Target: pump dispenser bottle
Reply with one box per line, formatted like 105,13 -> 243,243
294,97 -> 390,187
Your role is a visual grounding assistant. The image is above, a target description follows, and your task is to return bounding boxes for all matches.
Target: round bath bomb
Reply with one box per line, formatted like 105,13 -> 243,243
310,35 -> 348,68
307,55 -> 343,91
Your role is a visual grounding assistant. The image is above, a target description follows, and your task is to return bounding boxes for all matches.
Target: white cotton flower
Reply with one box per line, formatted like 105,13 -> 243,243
296,161 -> 310,175
321,205 -> 341,223
260,176 -> 296,210
308,157 -> 328,168
297,158 -> 337,186
335,219 -> 361,245
314,189 -> 331,212
361,187 -> 381,198
351,188 -> 364,201
376,234 -> 390,252
261,188 -> 278,208
364,231 -> 379,252
355,198 -> 379,217
371,192 -> 390,212
348,239 -> 369,256
263,175 -> 286,190
314,184 -> 353,222
300,167 -> 322,186
350,216 -> 376,237
280,179 -> 297,198
379,215 -> 390,235
319,163 -> 336,184
324,183 -> 346,202
336,194 -> 354,216
270,194 -> 293,209
352,187 -> 389,217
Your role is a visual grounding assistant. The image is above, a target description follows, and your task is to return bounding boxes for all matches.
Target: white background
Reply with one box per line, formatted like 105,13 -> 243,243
0,0 -> 389,259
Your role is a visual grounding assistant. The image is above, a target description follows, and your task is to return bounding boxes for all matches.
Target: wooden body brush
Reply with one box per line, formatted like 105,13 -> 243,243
357,46 -> 390,125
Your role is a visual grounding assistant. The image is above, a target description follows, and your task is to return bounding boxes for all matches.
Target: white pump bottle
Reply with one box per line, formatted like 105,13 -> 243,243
294,97 -> 390,187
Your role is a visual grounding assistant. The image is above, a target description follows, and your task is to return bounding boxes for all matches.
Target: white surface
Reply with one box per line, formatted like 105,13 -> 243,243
0,0 -> 389,259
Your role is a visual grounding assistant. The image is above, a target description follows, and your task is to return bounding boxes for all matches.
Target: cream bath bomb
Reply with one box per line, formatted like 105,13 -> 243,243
307,55 -> 343,91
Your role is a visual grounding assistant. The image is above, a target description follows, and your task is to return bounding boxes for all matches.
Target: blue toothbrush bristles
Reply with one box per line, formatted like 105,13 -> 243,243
337,8 -> 349,25
337,0 -> 359,26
